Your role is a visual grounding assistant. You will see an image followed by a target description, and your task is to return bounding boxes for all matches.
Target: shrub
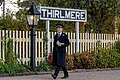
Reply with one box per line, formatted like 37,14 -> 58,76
66,51 -> 95,69
2,35 -> 18,65
66,54 -> 74,70
35,61 -> 52,71
73,51 -> 95,69
0,64 -> 30,74
90,41 -> 120,68
5,38 -> 18,64
0,59 -> 4,64
113,40 -> 120,53
66,41 -> 120,69
79,51 -> 95,69
73,53 -> 81,69
48,52 -> 53,65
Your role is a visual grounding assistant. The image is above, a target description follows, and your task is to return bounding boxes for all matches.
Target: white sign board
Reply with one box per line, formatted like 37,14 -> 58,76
39,7 -> 87,22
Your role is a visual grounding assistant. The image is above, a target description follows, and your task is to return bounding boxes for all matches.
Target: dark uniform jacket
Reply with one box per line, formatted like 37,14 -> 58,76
52,32 -> 70,66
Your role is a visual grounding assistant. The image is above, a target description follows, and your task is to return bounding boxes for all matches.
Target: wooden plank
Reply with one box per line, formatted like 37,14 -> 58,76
41,32 -> 44,60
87,32 -> 90,51
19,31 -> 22,64
12,30 -> 15,61
26,31 -> 29,65
80,33 -> 82,53
2,30 -> 5,61
22,31 -> 25,64
6,30 -> 8,55
51,32 -> 54,53
94,33 -> 97,49
91,33 -> 94,50
83,33 -> 85,51
16,31 -> 18,57
68,32 -> 70,54
69,32 -> 73,54
38,31 -> 40,60
73,33 -> 75,53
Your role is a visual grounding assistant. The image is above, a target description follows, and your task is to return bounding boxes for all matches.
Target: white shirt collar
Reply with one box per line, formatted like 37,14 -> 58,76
58,32 -> 62,35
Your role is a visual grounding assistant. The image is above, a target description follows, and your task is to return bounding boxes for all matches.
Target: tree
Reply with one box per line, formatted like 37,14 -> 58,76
40,0 -> 120,33
16,0 -> 45,31
86,0 -> 120,33
0,0 -> 120,33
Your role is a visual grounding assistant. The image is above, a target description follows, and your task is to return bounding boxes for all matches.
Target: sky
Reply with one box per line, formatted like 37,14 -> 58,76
0,0 -> 23,16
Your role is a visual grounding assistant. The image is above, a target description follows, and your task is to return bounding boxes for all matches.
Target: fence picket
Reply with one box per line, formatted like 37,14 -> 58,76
19,31 -> 22,64
16,31 -> 18,58
2,30 -> 5,61
73,33 -> 75,53
41,32 -> 44,61
80,33 -> 82,53
38,31 -> 41,63
25,31 -> 29,65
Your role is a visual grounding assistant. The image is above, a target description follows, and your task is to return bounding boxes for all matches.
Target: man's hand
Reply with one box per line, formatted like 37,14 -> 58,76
57,41 -> 64,46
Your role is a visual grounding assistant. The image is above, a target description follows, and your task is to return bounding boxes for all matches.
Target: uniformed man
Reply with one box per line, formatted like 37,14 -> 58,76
51,24 -> 70,79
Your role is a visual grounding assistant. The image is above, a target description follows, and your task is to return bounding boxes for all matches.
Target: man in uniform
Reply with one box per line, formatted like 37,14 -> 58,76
51,24 -> 70,79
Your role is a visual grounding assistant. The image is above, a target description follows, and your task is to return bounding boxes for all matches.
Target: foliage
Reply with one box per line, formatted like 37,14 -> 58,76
0,9 -> 29,30
2,35 -> 18,65
48,52 -> 53,65
66,51 -> 95,69
0,34 -> 31,75
66,41 -> 120,69
35,61 -> 52,71
78,51 -> 94,69
66,54 -> 74,70
43,32 -> 48,60
0,0 -> 119,33
0,61 -> 52,74
90,41 -> 120,68
42,0 -> 120,33
6,39 -> 18,64
0,59 -> 4,64
113,40 -> 120,53
0,64 -> 30,75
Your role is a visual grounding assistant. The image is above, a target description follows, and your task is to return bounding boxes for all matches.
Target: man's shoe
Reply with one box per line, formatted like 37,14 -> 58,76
51,74 -> 57,79
61,75 -> 69,79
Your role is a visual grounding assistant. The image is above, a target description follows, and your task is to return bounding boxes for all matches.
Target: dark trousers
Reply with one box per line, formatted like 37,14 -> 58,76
54,65 -> 68,76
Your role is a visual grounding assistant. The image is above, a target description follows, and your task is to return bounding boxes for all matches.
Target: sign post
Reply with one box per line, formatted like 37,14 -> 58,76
46,20 -> 50,55
76,22 -> 79,52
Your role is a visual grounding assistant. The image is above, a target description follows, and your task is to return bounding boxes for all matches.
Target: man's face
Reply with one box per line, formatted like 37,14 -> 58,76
57,27 -> 63,33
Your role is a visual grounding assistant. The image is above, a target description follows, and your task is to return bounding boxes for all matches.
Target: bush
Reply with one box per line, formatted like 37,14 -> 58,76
90,41 -> 120,68
66,51 -> 95,69
66,54 -> 74,70
35,61 -> 52,71
0,64 -> 30,75
66,41 -> 120,69
2,35 -> 18,65
114,40 -> 120,53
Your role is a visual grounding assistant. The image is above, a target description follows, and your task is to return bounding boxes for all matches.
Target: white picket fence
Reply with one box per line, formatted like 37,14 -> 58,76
0,30 -> 120,65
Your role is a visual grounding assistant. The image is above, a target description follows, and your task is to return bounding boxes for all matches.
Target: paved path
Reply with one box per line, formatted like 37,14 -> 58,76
0,70 -> 120,80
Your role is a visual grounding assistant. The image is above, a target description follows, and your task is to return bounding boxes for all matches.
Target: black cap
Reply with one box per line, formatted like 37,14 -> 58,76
56,24 -> 64,28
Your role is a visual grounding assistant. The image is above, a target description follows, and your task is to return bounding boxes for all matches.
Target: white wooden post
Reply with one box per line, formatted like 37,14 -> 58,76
46,20 -> 50,55
76,22 -> 79,53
